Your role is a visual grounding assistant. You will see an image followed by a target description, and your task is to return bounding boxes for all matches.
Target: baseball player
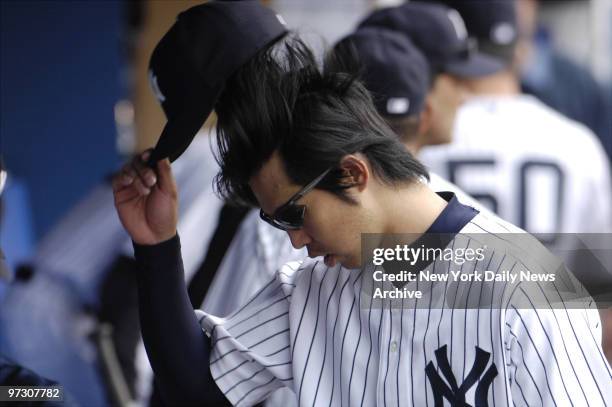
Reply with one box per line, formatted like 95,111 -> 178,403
112,2 -> 611,406
136,4 -> 492,405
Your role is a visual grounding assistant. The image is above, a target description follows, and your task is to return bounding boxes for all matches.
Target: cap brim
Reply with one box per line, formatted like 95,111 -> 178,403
444,52 -> 505,78
148,83 -> 223,165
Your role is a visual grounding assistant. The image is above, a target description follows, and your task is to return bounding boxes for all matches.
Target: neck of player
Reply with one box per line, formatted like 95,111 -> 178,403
373,180 -> 448,235
463,69 -> 520,96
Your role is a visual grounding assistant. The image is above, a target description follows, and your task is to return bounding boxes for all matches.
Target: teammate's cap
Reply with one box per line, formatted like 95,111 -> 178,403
147,0 -> 288,164
334,27 -> 429,117
422,0 -> 518,63
359,2 -> 504,78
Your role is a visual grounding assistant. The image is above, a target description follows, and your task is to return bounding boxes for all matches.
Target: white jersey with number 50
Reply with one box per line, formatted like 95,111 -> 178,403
419,95 -> 612,235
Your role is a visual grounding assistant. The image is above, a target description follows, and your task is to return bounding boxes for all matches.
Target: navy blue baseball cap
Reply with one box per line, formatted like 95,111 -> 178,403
334,27 -> 430,118
359,1 -> 504,78
147,0 -> 288,164
422,0 -> 518,63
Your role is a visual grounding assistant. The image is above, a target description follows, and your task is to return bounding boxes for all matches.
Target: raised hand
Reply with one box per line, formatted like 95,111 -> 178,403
112,151 -> 178,245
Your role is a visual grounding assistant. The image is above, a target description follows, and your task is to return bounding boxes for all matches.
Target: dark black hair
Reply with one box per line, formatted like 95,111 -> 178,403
214,33 -> 429,207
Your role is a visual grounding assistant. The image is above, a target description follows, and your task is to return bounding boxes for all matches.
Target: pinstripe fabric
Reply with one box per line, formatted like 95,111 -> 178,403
196,210 -> 611,407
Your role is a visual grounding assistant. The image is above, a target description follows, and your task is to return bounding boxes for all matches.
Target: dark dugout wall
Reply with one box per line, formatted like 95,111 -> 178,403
1,0 -> 122,240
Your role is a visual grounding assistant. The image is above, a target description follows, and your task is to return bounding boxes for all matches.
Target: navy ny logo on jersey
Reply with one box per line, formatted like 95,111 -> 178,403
425,345 -> 498,407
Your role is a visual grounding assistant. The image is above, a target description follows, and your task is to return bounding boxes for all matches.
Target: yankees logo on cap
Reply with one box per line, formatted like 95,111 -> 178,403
147,0 -> 288,165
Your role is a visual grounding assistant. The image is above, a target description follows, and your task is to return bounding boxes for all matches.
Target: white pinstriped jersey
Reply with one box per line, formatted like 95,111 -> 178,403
419,95 -> 612,235
198,175 -> 485,407
195,206 -> 611,407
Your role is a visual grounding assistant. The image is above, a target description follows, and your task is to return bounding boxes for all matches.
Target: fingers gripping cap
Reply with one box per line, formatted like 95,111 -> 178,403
147,0 -> 288,164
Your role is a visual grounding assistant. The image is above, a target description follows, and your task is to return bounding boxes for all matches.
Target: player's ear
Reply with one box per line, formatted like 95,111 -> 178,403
337,154 -> 369,192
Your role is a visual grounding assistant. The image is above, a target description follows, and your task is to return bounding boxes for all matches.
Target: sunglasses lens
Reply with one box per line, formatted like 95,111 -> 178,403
274,205 -> 306,230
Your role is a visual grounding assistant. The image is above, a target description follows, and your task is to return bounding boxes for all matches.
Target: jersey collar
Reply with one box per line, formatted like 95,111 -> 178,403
425,192 -> 479,234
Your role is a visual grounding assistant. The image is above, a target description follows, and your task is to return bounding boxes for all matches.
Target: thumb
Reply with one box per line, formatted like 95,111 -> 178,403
156,158 -> 177,197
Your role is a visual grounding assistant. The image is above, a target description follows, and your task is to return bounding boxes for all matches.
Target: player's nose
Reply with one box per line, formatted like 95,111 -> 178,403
286,229 -> 311,250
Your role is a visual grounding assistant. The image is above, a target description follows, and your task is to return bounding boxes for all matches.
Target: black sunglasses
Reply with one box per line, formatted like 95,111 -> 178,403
260,167 -> 332,231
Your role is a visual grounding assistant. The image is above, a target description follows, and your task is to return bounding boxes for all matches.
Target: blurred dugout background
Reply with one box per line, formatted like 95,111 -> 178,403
0,0 -> 610,406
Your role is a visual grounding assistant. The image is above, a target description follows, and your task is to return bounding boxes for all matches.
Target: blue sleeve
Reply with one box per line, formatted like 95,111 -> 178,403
133,234 -> 228,405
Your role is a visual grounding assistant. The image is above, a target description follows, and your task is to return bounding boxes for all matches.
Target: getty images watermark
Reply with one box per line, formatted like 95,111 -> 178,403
359,233 -> 612,309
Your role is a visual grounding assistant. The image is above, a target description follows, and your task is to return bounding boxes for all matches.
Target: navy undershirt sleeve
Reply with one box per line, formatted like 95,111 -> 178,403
133,234 -> 228,405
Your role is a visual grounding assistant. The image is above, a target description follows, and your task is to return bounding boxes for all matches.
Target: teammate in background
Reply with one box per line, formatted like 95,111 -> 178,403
332,4 -> 504,205
416,0 -> 611,240
113,2 -> 611,405
363,0 -> 612,362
